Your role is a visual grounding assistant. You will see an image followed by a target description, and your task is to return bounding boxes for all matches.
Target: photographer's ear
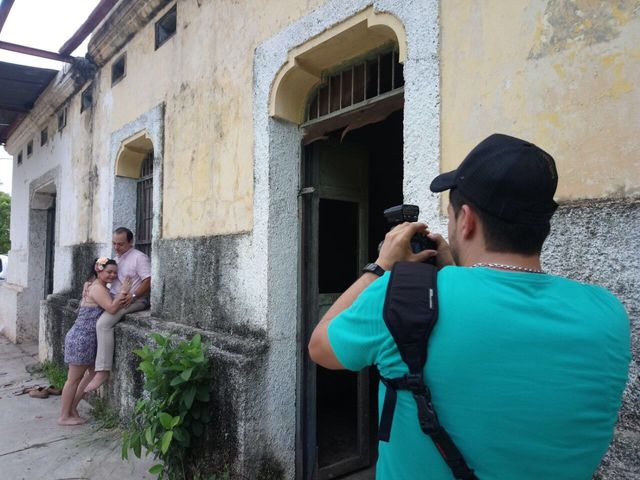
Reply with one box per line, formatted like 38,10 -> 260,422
458,204 -> 479,241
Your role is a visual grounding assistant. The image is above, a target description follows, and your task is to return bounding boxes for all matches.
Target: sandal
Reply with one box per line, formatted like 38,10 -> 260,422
14,385 -> 41,396
46,385 -> 62,395
28,386 -> 50,399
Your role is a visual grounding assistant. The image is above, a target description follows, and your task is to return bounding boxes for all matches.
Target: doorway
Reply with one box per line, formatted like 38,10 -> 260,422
44,197 -> 56,297
301,109 -> 404,479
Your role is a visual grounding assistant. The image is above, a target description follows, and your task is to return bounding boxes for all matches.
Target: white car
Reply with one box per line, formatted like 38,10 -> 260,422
0,254 -> 7,281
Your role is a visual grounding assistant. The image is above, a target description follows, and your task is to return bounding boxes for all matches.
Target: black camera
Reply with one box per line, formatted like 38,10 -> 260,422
383,204 -> 437,264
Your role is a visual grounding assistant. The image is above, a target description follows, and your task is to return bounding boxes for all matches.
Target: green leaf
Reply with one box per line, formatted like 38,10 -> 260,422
121,431 -> 129,460
135,399 -> 147,414
196,386 -> 210,402
180,367 -> 193,381
191,352 -> 205,363
133,348 -> 147,359
160,431 -> 173,454
191,334 -> 201,348
172,427 -> 188,444
170,375 -> 186,386
145,426 -> 154,445
132,433 -> 142,458
182,385 -> 196,409
159,412 -> 173,430
170,415 -> 181,428
149,463 -> 164,475
151,333 -> 168,346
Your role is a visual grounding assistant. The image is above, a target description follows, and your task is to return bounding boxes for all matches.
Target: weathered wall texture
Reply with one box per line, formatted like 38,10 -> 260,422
87,0 -> 325,239
441,0 -> 640,200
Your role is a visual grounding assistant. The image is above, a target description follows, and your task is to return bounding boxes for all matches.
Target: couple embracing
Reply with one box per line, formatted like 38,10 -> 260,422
58,227 -> 151,426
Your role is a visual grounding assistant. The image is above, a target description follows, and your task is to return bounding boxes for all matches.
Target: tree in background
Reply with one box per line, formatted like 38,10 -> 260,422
0,191 -> 10,253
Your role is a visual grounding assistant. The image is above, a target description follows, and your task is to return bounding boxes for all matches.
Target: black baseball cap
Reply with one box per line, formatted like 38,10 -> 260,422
430,133 -> 558,225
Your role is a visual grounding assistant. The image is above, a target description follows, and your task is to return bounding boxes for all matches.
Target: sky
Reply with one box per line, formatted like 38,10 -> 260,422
0,0 -> 100,194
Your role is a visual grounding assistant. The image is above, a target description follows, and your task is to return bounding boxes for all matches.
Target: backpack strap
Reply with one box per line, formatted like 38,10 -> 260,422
379,261 -> 478,480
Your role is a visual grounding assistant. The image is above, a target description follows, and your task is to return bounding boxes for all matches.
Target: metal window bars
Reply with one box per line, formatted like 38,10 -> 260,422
307,49 -> 404,122
136,152 -> 153,257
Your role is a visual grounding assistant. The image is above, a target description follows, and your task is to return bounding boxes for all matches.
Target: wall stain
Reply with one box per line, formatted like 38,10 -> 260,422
529,0 -> 640,59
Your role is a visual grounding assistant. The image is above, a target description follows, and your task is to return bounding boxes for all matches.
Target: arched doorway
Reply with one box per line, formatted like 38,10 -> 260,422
300,47 -> 405,479
268,9 -> 407,477
256,4 -> 441,477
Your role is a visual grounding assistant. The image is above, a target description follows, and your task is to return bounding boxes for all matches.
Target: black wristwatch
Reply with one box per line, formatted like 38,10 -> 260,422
362,263 -> 385,277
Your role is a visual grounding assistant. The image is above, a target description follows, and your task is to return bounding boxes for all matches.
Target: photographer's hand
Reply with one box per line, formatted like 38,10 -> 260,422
375,222 -> 436,270
427,232 -> 456,269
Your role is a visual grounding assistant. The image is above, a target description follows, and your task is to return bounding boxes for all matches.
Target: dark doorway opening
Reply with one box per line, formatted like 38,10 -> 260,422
44,196 -> 56,297
301,109 -> 404,480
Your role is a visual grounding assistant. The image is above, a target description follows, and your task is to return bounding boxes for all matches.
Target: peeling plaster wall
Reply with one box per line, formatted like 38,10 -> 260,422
441,0 -> 640,201
87,0 -> 325,239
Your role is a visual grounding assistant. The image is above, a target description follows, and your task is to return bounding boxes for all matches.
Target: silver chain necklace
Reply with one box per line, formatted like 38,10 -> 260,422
472,262 -> 545,274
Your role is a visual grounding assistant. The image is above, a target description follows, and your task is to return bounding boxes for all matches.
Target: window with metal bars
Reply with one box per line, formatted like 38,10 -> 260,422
307,48 -> 404,122
136,152 -> 153,257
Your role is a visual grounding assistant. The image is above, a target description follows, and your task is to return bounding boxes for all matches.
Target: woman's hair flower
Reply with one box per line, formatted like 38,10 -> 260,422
95,257 -> 110,271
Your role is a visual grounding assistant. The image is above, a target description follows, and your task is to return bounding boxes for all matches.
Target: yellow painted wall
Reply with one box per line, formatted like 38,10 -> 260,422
94,0 -> 324,238
441,0 -> 640,201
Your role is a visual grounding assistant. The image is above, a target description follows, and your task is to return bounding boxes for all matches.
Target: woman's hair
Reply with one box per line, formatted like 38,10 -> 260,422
87,258 -> 99,281
91,257 -> 117,277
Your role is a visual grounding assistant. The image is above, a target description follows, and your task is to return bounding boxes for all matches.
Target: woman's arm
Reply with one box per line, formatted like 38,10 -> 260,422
88,283 -> 126,314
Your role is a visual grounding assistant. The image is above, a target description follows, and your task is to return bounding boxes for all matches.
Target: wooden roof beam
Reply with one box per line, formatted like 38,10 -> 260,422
0,40 -> 74,63
59,0 -> 117,55
0,0 -> 15,35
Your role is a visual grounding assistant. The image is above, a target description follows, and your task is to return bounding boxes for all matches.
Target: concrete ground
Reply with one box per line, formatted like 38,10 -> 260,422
0,335 -> 154,479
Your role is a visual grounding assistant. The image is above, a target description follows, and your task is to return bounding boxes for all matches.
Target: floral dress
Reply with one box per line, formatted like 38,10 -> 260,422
64,306 -> 104,365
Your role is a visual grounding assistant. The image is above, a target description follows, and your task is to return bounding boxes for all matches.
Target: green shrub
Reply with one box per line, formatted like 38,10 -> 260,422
41,360 -> 67,389
122,333 -> 213,479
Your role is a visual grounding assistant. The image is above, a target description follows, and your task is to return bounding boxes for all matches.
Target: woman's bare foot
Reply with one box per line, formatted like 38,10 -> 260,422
58,416 -> 86,426
84,371 -> 109,393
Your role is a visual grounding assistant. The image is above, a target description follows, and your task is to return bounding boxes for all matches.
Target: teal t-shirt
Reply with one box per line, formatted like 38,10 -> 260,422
328,266 -> 630,480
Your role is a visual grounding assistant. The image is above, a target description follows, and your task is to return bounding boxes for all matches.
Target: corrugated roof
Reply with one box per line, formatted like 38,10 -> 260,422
0,61 -> 57,144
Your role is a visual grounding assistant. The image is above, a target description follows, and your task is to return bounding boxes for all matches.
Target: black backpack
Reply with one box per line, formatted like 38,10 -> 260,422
378,261 -> 478,480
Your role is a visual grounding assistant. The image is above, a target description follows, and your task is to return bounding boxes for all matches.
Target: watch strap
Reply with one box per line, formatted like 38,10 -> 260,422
362,263 -> 385,277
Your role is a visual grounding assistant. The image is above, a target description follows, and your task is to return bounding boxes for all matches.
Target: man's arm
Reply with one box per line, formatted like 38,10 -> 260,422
308,222 -> 437,369
120,277 -> 151,307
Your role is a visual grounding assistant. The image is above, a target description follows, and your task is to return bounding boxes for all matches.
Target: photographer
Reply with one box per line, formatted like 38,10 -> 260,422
309,134 -> 630,479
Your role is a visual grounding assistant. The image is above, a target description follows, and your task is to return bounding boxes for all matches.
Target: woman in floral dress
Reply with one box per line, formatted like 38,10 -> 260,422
58,257 -> 130,426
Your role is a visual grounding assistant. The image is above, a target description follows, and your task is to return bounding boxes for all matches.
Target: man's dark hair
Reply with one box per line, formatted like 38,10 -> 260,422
114,227 -> 133,242
449,189 -> 550,255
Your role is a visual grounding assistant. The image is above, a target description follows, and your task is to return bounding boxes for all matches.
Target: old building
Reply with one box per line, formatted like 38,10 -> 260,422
0,0 -> 638,478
